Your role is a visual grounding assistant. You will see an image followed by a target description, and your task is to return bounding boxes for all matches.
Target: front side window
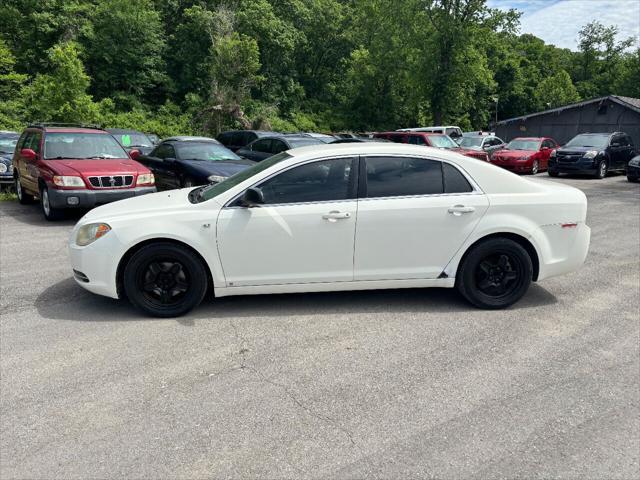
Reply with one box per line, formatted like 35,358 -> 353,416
252,139 -> 272,153
27,132 -> 42,153
258,158 -> 355,204
365,156 -> 443,198
153,144 -> 175,159
270,139 -> 287,154
43,133 -> 126,159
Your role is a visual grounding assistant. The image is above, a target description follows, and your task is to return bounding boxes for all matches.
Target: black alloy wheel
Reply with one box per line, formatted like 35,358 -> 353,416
456,237 -> 532,309
124,242 -> 208,317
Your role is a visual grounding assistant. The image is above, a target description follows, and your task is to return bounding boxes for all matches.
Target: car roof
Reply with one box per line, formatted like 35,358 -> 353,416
163,136 -> 221,143
511,137 -> 544,140
41,127 -> 109,134
106,128 -> 146,134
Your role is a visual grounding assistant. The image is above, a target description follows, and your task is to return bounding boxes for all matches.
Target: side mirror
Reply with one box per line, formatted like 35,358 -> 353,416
541,146 -> 550,151
239,187 -> 264,207
129,149 -> 141,160
21,148 -> 37,161
611,142 -> 621,148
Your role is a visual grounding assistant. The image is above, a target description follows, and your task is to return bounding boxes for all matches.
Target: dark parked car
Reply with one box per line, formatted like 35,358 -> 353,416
133,136 -> 255,190
330,137 -> 389,144
236,135 -> 326,162
549,132 -> 636,179
107,128 -> 155,155
627,155 -> 640,182
217,130 -> 275,152
0,131 -> 19,189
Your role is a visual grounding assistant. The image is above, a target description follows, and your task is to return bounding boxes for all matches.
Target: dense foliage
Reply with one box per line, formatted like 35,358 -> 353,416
0,0 -> 637,135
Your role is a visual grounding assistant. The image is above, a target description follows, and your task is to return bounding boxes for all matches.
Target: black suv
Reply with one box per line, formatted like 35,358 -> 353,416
549,132 -> 636,179
216,130 -> 274,152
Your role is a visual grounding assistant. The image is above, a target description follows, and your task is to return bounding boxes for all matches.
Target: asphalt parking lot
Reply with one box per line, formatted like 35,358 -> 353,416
1,174 -> 638,479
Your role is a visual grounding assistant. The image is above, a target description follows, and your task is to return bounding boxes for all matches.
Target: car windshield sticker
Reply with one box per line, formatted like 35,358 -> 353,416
121,135 -> 131,146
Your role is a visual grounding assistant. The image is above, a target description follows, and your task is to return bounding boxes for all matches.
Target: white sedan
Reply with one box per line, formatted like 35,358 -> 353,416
69,143 -> 590,317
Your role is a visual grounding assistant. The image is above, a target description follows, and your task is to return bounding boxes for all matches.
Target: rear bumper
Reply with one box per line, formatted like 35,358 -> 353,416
48,186 -> 156,209
536,223 -> 591,281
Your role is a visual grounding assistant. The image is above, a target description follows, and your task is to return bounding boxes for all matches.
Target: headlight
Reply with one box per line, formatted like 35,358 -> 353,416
629,158 -> 640,166
207,175 -> 227,184
53,175 -> 85,187
583,150 -> 599,159
76,223 -> 111,246
518,156 -> 530,161
136,173 -> 154,186
0,163 -> 7,174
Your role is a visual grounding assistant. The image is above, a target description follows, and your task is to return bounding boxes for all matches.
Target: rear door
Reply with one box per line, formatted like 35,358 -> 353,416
354,155 -> 489,280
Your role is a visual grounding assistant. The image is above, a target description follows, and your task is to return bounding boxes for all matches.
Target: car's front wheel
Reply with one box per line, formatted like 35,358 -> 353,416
456,237 -> 533,309
548,170 -> 559,177
40,186 -> 64,220
627,175 -> 639,183
123,242 -> 209,317
594,159 -> 608,179
531,160 -> 539,175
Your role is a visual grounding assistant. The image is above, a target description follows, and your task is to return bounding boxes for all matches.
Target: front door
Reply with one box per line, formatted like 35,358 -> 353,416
217,157 -> 358,286
354,156 -> 489,280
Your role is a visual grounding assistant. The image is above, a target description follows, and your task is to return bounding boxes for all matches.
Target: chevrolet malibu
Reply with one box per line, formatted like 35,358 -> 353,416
69,144 -> 591,317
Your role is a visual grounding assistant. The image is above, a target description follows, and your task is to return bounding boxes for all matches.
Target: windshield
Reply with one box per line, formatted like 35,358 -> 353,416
193,152 -> 292,203
0,135 -> 18,154
458,137 -> 483,148
429,135 -> 458,149
288,138 -> 324,148
507,139 -> 540,151
177,143 -> 240,161
111,132 -> 153,148
565,134 -> 609,148
44,133 -> 128,159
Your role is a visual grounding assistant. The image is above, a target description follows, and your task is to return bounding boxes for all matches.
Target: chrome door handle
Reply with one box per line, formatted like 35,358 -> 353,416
322,211 -> 351,222
448,205 -> 475,216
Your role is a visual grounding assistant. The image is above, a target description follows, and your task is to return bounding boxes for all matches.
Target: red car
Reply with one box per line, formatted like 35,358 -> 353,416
490,137 -> 558,174
373,131 -> 490,161
13,124 -> 156,220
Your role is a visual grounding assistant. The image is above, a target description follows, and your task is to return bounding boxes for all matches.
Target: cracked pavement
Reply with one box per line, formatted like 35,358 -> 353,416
1,174 -> 639,479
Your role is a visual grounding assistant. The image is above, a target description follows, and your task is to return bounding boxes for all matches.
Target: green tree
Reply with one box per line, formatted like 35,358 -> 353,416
22,42 -> 98,123
534,69 -> 580,110
83,0 -> 168,105
0,39 -> 27,130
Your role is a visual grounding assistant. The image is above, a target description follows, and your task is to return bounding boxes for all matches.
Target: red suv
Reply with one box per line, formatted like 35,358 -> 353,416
373,131 -> 490,161
13,124 -> 156,220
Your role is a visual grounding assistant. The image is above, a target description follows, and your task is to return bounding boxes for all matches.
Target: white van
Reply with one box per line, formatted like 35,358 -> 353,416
397,125 -> 463,139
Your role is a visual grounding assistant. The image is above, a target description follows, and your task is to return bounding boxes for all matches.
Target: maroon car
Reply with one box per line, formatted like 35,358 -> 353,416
373,131 -> 490,161
13,124 -> 156,220
490,137 -> 558,175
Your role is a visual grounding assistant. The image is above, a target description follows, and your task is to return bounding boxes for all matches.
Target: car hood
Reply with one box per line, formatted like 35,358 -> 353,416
0,153 -> 12,164
556,146 -> 599,154
181,159 -> 255,177
81,187 -> 216,223
42,159 -> 148,176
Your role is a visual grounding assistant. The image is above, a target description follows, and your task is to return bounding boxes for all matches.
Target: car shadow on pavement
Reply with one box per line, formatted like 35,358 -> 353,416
36,277 -> 558,323
0,200 -> 83,227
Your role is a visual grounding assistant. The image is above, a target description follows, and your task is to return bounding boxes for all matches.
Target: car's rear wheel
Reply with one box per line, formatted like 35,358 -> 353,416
594,160 -> 608,179
15,175 -> 34,204
40,186 -> 64,220
123,242 -> 209,317
456,238 -> 532,309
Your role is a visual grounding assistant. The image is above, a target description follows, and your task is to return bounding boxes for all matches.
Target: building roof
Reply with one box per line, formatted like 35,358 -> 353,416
496,95 -> 640,125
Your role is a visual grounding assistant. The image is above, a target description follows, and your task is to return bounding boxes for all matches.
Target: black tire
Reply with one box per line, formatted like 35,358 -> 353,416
530,160 -> 539,175
40,186 -> 64,220
123,242 -> 209,317
627,175 -> 639,183
594,159 -> 608,179
15,176 -> 34,204
456,238 -> 533,309
548,170 -> 559,177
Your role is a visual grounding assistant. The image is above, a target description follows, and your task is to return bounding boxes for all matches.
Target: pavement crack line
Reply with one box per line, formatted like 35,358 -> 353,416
227,319 -> 358,447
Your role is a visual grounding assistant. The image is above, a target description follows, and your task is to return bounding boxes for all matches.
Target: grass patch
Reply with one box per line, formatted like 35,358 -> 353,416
0,190 -> 17,201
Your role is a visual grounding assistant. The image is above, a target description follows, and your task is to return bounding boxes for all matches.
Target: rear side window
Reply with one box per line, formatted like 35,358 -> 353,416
443,163 -> 472,193
408,135 -> 426,145
252,139 -> 272,152
217,132 -> 232,145
270,139 -> 287,154
388,135 -> 406,144
365,157 -> 443,198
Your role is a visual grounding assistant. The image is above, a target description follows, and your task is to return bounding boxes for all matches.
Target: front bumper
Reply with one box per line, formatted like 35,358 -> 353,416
69,229 -> 124,299
491,161 -> 533,173
48,186 -> 156,209
549,157 -> 598,174
0,174 -> 13,185
627,164 -> 640,178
